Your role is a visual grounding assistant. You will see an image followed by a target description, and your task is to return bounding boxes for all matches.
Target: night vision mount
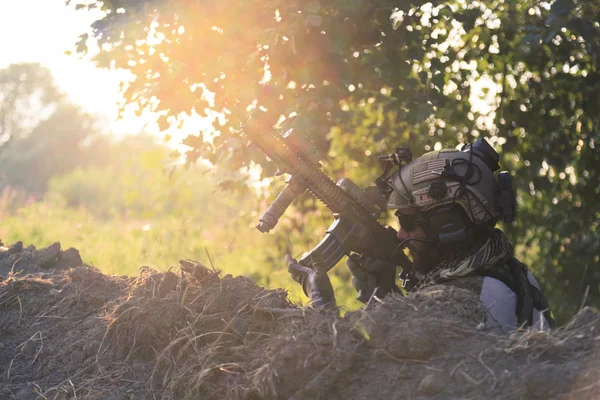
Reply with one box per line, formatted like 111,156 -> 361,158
461,137 -> 500,172
375,146 -> 412,198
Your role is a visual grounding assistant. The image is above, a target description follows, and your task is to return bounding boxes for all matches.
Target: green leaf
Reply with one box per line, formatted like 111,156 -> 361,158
431,73 -> 445,91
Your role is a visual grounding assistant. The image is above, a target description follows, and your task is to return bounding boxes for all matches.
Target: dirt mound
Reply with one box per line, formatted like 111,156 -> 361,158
0,241 -> 83,276
1,241 -> 599,399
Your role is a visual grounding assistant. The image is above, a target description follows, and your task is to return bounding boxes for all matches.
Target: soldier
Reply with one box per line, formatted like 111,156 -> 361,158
287,139 -> 554,333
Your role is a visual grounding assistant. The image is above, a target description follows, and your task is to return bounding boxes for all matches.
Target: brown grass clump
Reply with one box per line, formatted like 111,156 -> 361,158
0,241 -> 600,399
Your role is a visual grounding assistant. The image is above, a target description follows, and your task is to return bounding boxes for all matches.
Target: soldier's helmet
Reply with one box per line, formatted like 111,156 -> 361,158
385,139 -> 515,242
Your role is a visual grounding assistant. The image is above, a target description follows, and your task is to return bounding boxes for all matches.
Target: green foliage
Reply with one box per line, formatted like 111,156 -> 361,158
69,0 -> 600,321
428,0 -> 600,321
0,142 -> 363,310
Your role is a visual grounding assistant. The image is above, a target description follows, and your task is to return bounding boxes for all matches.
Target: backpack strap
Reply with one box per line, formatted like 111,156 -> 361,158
478,258 -> 555,329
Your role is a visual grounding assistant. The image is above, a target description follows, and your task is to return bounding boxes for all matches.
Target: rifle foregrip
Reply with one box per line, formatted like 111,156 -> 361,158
256,178 -> 306,233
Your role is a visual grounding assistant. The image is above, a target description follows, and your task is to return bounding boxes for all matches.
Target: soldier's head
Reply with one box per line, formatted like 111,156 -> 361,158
381,139 -> 515,273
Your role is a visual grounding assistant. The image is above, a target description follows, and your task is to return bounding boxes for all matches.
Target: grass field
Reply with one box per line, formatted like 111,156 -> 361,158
0,192 -> 363,310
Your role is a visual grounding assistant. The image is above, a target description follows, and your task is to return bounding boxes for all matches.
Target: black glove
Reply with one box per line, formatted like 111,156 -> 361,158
287,253 -> 336,308
346,254 -> 398,303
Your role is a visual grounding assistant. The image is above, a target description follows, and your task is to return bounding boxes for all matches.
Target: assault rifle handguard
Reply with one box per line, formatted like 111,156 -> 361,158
243,111 -> 411,302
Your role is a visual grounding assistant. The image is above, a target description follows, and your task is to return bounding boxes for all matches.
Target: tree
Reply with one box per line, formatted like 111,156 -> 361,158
417,0 -> 600,320
70,0 -> 600,321
67,0 -> 441,168
0,63 -> 101,194
0,63 -> 62,147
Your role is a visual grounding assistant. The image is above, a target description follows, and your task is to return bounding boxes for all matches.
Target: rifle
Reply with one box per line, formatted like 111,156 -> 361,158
242,110 -> 412,302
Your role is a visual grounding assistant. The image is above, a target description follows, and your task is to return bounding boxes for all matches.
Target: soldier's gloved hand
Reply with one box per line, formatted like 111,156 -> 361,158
286,254 -> 336,308
346,254 -> 397,303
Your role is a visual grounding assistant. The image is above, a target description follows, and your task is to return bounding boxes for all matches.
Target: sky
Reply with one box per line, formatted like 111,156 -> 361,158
0,0 -> 149,135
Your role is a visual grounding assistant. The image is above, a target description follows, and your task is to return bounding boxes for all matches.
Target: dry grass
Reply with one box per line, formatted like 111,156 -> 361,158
1,246 -> 600,400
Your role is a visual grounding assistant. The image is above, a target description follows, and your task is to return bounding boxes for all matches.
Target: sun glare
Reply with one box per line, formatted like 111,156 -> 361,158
0,0 -> 210,148
0,2 -> 120,123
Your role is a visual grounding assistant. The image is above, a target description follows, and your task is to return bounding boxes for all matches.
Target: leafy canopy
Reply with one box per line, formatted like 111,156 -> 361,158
70,0 -> 600,321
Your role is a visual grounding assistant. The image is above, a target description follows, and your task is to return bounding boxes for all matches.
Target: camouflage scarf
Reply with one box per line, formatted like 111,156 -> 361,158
418,229 -> 513,288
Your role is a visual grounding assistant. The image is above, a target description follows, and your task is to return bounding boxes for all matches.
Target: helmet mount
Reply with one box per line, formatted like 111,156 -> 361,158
428,180 -> 448,200
497,171 -> 516,223
462,138 -> 500,172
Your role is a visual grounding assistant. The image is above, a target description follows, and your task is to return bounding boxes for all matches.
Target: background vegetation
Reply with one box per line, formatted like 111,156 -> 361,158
0,83 -> 358,305
0,137 -> 345,306
0,0 -> 598,322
